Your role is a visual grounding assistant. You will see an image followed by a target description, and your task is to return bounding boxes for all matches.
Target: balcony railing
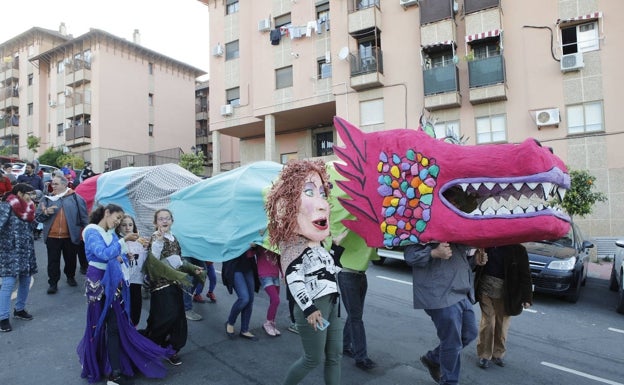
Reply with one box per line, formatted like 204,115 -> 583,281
349,48 -> 384,76
468,55 -> 505,88
65,124 -> 91,141
423,65 -> 459,95
196,128 -> 208,137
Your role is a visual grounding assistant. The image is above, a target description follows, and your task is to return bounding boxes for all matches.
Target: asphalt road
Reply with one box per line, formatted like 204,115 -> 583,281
1,240 -> 623,385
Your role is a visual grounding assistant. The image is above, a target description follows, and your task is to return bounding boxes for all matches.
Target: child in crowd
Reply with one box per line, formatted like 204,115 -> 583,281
192,260 -> 217,303
256,246 -> 282,337
115,214 -> 148,326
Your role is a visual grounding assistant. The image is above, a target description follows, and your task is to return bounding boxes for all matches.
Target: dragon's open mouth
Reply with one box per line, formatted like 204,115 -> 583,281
442,169 -> 569,220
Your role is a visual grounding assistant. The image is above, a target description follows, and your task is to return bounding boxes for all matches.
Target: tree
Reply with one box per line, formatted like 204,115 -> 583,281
56,154 -> 85,170
38,147 -> 65,166
27,136 -> 41,154
179,151 -> 205,176
561,168 -> 607,218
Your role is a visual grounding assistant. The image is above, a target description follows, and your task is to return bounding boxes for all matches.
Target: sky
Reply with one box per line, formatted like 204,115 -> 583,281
1,0 -> 211,79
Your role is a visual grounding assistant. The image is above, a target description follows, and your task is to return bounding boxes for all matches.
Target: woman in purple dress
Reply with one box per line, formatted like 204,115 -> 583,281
77,204 -> 174,384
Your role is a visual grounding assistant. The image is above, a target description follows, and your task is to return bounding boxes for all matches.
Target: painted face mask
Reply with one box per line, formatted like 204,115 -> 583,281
332,117 -> 570,248
296,172 -> 330,243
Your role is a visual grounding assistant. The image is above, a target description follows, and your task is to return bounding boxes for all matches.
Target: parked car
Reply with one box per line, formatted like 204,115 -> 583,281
525,222 -> 594,303
609,240 -> 624,314
374,246 -> 405,265
11,162 -> 26,176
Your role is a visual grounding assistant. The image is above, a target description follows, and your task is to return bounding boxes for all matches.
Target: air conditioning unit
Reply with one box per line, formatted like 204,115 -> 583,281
220,104 -> 233,116
535,108 -> 560,127
258,18 -> 271,32
64,89 -> 72,96
48,100 -> 57,108
212,44 -> 224,57
560,53 -> 584,72
400,0 -> 420,8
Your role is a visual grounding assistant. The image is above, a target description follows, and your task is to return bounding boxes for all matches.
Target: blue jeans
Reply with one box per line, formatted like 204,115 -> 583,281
0,274 -> 31,320
183,274 -> 194,311
338,270 -> 369,362
193,262 -> 217,294
424,298 -> 478,385
227,270 -> 255,333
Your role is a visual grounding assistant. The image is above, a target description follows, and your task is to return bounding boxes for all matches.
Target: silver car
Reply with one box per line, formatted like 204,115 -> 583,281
609,240 -> 624,314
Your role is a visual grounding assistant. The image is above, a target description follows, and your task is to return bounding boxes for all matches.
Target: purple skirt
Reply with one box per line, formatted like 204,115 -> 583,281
76,266 -> 174,383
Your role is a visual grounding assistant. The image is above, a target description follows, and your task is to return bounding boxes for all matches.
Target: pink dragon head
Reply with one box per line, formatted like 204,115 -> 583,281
333,117 -> 570,248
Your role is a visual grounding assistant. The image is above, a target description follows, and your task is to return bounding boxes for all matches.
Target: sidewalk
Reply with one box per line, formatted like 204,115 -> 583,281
588,259 -> 612,280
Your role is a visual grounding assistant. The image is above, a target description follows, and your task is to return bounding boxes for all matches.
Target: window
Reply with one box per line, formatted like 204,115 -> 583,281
316,1 -> 330,23
274,13 -> 292,28
57,123 -> 64,137
28,74 -> 33,86
423,46 -> 454,69
357,0 -> 380,10
476,115 -> 506,144
360,99 -> 384,125
471,38 -> 500,60
567,101 -> 603,134
356,28 -> 382,74
83,49 -> 92,67
28,103 -> 33,116
315,132 -> 334,157
57,60 -> 65,74
148,124 -> 154,137
28,45 -> 35,57
226,87 -> 240,106
281,152 -> 298,164
148,62 -> 153,75
225,40 -> 239,61
226,0 -> 239,15
148,93 -> 154,106
276,66 -> 293,89
317,58 -> 332,79
433,120 -> 460,141
561,21 -> 599,55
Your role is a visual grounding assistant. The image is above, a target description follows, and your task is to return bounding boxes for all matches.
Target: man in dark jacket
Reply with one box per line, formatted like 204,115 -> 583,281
17,163 -> 44,191
35,175 -> 88,294
474,244 -> 532,369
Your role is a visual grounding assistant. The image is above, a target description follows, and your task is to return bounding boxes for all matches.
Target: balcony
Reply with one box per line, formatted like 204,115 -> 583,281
467,55 -> 507,104
349,49 -> 384,90
65,124 -> 91,147
348,1 -> 382,34
196,106 -> 208,121
0,115 -> 19,138
0,144 -> 18,156
423,65 -> 461,110
65,59 -> 92,86
65,92 -> 92,118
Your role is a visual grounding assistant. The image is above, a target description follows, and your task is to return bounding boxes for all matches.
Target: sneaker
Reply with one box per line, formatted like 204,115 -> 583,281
107,370 -> 135,385
13,309 -> 33,320
206,292 -> 217,302
192,294 -> 206,303
47,284 -> 58,294
479,358 -> 490,369
492,357 -> 505,367
263,320 -> 276,336
287,322 -> 299,334
0,318 -> 12,332
167,354 -> 182,366
67,277 -> 78,287
271,320 -> 281,336
185,309 -> 202,321
355,358 -> 377,371
420,355 -> 441,382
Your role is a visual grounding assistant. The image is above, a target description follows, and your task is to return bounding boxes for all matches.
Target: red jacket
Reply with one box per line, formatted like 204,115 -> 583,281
0,176 -> 12,195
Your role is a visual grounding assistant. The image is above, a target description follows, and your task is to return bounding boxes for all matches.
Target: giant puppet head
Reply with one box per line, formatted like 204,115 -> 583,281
332,117 -> 570,249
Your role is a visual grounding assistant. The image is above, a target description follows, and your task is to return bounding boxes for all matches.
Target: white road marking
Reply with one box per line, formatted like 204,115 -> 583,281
541,362 -> 623,385
376,275 -> 412,285
523,308 -> 538,313
608,327 -> 624,334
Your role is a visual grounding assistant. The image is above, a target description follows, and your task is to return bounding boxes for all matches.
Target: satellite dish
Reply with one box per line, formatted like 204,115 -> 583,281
338,46 -> 349,60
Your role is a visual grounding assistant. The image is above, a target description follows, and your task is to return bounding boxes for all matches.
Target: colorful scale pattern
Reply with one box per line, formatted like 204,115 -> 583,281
377,149 -> 439,247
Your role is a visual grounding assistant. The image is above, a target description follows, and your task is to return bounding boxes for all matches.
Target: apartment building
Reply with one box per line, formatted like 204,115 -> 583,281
0,25 -> 205,173
195,80 -> 240,175
203,0 -> 623,238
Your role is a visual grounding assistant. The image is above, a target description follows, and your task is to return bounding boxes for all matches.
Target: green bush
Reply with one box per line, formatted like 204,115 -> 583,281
562,169 -> 607,218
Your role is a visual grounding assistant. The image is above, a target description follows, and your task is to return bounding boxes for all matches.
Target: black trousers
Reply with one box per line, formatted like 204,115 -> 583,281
129,283 -> 143,326
46,237 -> 78,285
77,240 -> 88,271
144,284 -> 187,352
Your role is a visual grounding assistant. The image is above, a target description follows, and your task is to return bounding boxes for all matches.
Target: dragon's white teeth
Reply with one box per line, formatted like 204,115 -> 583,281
460,183 -> 469,192
512,206 -> 525,214
512,183 -> 523,190
483,207 -> 496,216
527,182 -> 538,190
542,182 -> 553,196
483,182 -> 495,190
497,207 -> 511,215
499,183 -> 509,190
525,206 -> 536,213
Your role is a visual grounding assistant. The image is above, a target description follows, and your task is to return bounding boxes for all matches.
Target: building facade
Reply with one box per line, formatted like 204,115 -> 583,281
1,25 -> 205,173
203,0 -> 624,239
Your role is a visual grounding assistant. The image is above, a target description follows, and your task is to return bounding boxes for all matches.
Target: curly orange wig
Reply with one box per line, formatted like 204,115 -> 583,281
265,159 -> 331,247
